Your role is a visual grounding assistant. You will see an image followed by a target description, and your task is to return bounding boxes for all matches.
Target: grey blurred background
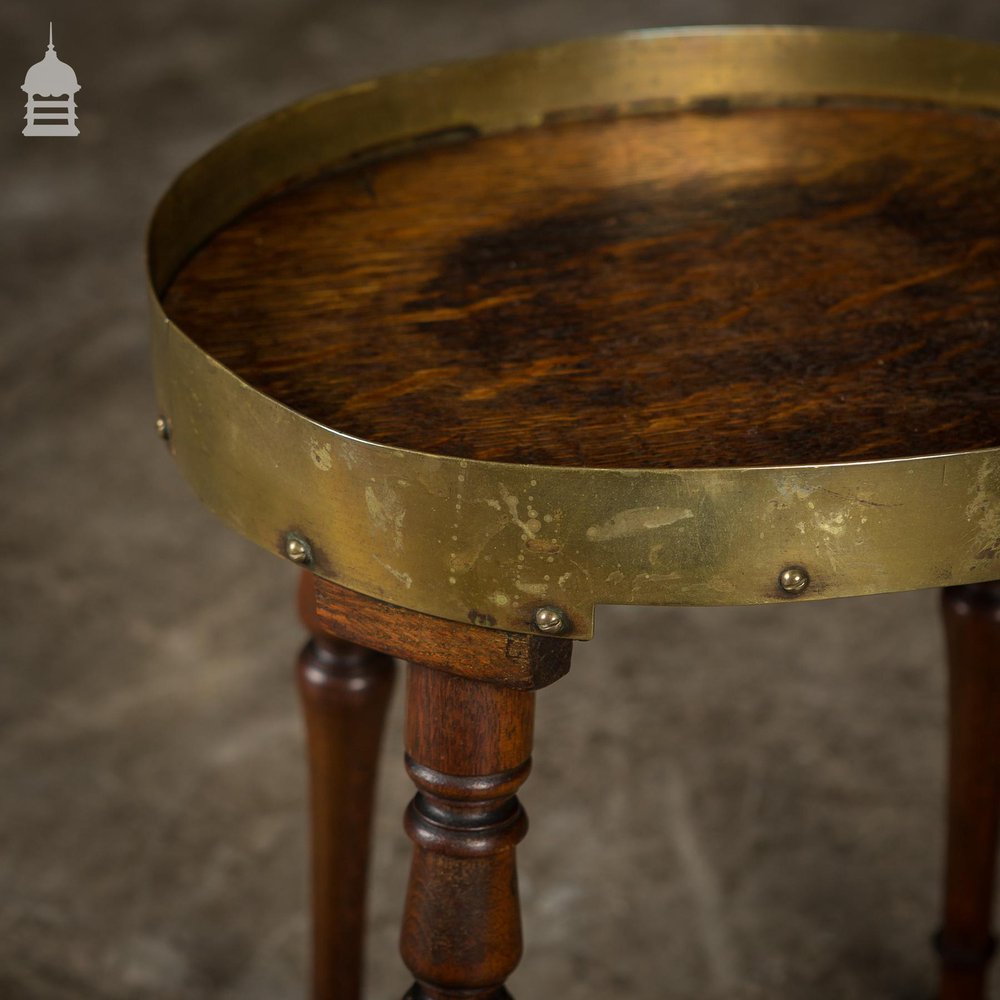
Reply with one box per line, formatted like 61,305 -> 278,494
2,1 -> 999,998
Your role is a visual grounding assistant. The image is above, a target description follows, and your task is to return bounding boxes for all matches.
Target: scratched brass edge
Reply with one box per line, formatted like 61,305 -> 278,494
147,26 -> 1000,639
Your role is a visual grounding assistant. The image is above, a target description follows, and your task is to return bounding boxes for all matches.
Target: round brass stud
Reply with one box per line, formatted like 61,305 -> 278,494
778,565 -> 810,595
533,606 -> 567,633
285,534 -> 312,565
155,415 -> 171,441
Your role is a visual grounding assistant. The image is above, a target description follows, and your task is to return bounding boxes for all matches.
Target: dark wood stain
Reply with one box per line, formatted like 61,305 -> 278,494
164,104 -> 1000,468
401,662 -> 534,997
304,572 -> 564,996
938,580 -> 1000,1000
295,573 -> 397,1000
312,575 -> 570,690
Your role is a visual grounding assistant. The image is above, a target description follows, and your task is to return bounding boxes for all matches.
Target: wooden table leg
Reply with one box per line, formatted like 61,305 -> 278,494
297,573 -> 396,1000
400,662 -> 534,1000
303,575 -> 570,999
938,581 -> 1000,1000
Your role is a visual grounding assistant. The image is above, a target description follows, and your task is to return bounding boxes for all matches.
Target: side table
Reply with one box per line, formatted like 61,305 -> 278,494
146,27 -> 1000,999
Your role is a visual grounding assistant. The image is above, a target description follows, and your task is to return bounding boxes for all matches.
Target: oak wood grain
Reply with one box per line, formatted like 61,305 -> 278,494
164,102 -> 1000,468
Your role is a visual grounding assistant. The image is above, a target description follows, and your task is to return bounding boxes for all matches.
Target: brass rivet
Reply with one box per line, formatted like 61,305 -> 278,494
779,565 -> 810,595
533,606 -> 566,633
155,415 -> 171,441
285,534 -> 312,565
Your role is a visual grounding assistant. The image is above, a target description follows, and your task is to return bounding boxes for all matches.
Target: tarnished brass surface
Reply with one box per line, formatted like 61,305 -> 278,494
147,27 -> 1000,639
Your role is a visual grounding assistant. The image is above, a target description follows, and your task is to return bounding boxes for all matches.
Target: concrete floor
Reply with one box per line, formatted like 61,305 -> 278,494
3,1 -> 1000,997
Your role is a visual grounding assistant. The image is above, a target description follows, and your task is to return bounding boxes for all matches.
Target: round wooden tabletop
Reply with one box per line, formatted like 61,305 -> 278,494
164,101 -> 1000,470
148,28 -> 1000,634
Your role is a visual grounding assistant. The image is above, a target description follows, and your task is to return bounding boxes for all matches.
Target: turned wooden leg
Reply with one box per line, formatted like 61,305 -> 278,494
400,662 -> 534,999
296,573 -> 396,1000
303,575 -> 570,999
938,581 -> 1000,1000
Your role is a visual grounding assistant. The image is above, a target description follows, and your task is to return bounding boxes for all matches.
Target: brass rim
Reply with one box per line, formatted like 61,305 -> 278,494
147,26 -> 1000,638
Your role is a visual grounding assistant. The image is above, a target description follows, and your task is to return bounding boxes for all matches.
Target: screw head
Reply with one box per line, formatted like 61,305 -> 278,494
533,606 -> 566,633
155,415 -> 171,441
778,565 -> 810,595
284,534 -> 312,565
